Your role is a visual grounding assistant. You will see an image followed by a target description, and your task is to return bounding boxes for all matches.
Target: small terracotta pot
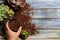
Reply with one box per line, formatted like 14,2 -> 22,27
8,19 -> 20,32
20,29 -> 30,38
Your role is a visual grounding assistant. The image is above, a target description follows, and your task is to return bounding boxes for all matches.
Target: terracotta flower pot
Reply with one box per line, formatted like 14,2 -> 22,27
8,19 -> 20,32
20,29 -> 30,38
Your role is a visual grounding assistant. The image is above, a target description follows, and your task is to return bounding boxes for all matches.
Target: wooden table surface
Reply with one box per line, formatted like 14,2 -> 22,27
0,30 -> 60,40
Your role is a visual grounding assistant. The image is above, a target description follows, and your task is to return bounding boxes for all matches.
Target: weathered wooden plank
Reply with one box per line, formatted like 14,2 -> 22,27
0,30 -> 60,40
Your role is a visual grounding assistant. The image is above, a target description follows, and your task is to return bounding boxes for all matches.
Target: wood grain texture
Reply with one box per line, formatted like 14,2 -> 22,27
0,30 -> 60,40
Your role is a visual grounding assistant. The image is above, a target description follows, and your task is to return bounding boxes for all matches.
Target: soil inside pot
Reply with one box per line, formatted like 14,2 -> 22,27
8,19 -> 20,32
